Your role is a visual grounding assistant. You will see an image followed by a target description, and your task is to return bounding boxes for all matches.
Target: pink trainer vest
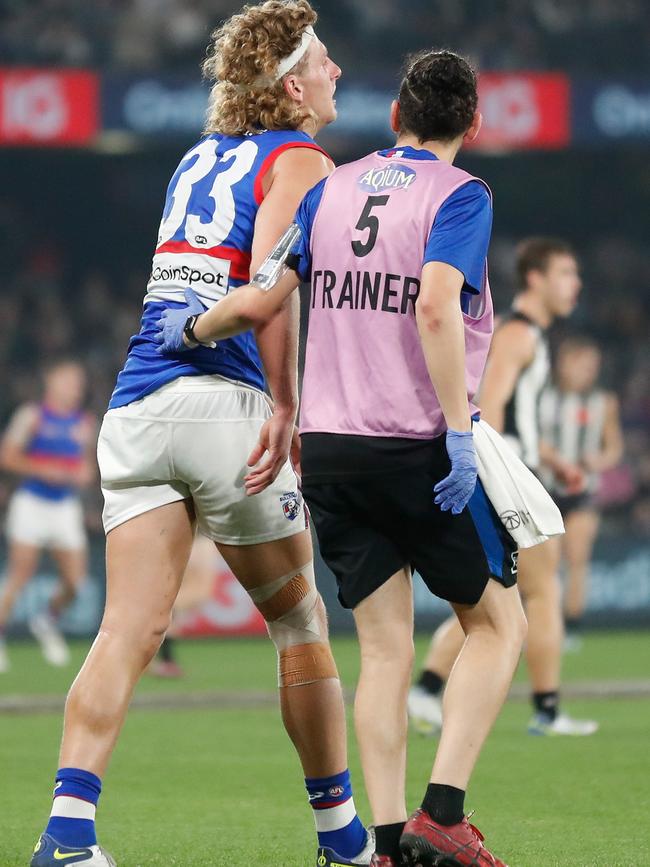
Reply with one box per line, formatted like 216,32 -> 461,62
299,149 -> 494,439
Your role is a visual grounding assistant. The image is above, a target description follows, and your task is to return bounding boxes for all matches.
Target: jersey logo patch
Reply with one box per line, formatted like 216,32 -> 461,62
280,491 -> 301,521
357,162 -> 416,194
146,251 -> 231,307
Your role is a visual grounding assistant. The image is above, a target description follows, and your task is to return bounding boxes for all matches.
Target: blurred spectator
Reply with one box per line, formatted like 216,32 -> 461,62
0,0 -> 648,74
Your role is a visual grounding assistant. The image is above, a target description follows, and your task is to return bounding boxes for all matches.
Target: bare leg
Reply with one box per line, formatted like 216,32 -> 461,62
60,500 -> 195,776
518,538 -> 562,693
422,613 -> 464,681
0,542 -> 40,628
418,539 -> 562,713
563,509 -> 600,622
431,581 -> 526,788
425,539 -> 562,695
352,569 -> 413,825
49,547 -> 88,617
218,529 -> 348,779
171,534 -> 216,618
152,534 -> 217,675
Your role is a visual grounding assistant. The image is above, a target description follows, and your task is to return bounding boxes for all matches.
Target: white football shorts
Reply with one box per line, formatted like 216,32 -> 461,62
6,489 -> 87,551
98,375 -> 306,545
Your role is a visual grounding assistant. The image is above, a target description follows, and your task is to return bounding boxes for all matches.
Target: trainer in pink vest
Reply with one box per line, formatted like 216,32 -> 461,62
300,149 -> 494,439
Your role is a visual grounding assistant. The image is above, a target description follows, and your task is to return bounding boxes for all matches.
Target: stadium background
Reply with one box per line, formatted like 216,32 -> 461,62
0,0 -> 649,636
1,5 -> 650,867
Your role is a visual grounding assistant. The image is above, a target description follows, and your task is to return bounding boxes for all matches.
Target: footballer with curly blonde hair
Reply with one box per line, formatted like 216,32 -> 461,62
29,4 -> 374,867
203,0 -> 324,135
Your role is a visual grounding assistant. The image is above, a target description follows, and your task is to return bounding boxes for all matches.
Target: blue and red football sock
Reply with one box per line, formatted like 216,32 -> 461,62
305,769 -> 367,858
45,767 -> 101,848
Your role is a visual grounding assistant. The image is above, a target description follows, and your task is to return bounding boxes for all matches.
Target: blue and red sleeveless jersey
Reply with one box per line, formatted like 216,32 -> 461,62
21,406 -> 85,501
109,129 -> 328,409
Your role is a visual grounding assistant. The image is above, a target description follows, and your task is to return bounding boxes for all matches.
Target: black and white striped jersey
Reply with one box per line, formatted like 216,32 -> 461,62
501,310 -> 550,470
539,387 -> 607,495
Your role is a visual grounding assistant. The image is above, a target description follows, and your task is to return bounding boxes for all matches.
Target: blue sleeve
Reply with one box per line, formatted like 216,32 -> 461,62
423,180 -> 492,295
291,177 -> 327,281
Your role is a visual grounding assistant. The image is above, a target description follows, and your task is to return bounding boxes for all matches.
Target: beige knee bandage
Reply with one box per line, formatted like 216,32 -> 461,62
249,562 -> 338,687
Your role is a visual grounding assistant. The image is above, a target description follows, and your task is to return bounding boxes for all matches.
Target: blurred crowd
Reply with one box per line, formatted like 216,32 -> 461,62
0,194 -> 648,538
1,0 -> 649,75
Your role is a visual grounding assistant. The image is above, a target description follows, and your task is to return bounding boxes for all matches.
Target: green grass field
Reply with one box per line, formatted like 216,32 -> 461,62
1,631 -> 649,866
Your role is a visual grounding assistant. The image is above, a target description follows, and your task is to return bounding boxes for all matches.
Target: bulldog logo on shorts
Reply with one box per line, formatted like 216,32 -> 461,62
280,491 -> 301,521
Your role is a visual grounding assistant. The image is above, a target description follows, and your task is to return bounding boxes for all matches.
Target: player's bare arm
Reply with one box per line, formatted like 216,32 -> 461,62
415,261 -> 478,515
250,147 -> 334,409
479,319 -> 537,431
192,269 -> 301,344
584,393 -> 624,473
0,404 -> 67,486
76,415 -> 99,488
0,404 -> 39,474
416,261 -> 472,432
245,147 -> 334,493
252,146 -> 333,263
485,322 -> 583,488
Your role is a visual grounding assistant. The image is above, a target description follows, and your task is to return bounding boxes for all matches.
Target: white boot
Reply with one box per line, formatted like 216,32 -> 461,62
407,685 -> 443,735
29,612 -> 70,666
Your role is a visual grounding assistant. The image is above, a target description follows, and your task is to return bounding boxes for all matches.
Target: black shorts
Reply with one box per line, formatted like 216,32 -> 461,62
553,492 -> 595,517
301,433 -> 518,610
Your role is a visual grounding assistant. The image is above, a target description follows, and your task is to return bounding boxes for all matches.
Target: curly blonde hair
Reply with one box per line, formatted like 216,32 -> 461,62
203,0 -> 318,136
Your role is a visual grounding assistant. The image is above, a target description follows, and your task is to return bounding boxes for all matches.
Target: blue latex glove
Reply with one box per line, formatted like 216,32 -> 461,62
152,288 -> 214,354
434,428 -> 478,515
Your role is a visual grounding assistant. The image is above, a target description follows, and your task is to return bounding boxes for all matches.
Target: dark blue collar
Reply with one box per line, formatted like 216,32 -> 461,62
377,145 -> 439,162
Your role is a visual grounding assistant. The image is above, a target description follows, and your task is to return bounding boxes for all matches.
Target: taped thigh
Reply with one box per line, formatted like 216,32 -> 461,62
248,562 -> 338,687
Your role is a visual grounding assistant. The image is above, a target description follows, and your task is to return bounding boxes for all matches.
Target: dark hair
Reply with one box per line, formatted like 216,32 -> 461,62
398,49 -> 478,143
516,237 -> 576,289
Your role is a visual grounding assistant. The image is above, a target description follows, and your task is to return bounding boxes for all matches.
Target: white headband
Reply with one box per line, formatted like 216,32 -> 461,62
275,25 -> 316,80
224,25 -> 316,90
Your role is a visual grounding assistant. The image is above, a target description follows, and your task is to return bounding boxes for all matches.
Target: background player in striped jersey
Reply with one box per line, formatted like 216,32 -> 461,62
540,336 -> 623,648
0,360 -> 95,673
156,48 -> 532,867
409,237 -> 600,736
30,5 -> 372,867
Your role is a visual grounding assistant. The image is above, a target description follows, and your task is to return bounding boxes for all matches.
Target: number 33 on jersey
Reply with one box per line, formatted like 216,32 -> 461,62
109,129 -> 328,410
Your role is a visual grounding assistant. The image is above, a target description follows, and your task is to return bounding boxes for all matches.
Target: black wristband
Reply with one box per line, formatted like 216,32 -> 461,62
285,252 -> 301,273
183,314 -> 201,348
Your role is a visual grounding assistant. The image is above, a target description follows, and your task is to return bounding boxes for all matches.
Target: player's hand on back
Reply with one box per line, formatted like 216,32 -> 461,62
290,425 -> 302,479
434,429 -> 478,515
153,288 -> 210,354
244,409 -> 295,496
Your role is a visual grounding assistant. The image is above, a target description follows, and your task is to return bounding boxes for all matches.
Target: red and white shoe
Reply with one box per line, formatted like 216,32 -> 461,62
370,855 -> 400,866
400,809 -> 508,866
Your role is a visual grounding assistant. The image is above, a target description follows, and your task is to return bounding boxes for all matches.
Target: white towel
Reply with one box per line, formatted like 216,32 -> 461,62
473,419 -> 565,549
